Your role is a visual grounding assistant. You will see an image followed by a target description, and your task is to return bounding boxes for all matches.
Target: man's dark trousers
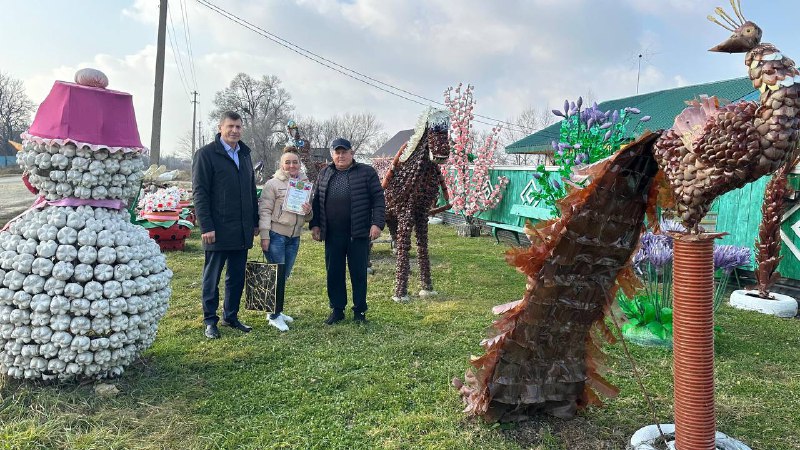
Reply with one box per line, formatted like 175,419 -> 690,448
324,231 -> 370,313
201,249 -> 248,325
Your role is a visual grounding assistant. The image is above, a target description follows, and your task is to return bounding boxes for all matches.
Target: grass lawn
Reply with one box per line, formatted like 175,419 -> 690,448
1,224 -> 799,449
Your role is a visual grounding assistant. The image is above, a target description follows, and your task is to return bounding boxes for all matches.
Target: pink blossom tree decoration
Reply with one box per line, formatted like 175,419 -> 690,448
441,83 -> 509,226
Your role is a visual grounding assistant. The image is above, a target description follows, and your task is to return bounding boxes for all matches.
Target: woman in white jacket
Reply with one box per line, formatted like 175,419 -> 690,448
258,148 -> 313,331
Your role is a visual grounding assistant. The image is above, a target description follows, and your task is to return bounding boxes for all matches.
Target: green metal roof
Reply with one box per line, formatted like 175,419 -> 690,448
506,77 -> 756,154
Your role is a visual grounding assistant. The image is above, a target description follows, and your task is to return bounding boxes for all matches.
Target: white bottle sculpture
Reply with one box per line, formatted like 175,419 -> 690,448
0,70 -> 172,380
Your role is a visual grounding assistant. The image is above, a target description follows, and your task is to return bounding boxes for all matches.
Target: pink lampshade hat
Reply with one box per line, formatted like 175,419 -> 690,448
22,68 -> 146,153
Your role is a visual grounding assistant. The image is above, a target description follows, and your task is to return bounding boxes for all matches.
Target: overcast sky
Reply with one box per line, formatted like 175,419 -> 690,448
2,0 -> 799,156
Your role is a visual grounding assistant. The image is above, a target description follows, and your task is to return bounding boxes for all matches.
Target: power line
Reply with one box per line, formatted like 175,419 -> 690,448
194,0 -> 535,134
179,0 -> 198,90
166,1 -> 193,98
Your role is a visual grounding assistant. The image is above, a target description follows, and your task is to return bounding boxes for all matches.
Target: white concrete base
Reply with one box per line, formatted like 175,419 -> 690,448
729,289 -> 798,318
419,289 -> 438,297
392,295 -> 410,303
630,424 -> 752,449
428,217 -> 443,225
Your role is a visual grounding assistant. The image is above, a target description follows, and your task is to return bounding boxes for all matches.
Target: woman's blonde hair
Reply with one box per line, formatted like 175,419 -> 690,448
279,149 -> 301,165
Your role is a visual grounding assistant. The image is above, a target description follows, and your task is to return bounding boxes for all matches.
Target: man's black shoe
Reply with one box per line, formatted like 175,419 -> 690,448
220,320 -> 252,333
205,324 -> 221,339
324,310 -> 345,325
353,311 -> 367,323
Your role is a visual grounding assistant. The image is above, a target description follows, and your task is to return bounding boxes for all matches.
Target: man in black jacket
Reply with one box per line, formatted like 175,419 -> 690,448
193,111 -> 259,339
310,138 -> 385,324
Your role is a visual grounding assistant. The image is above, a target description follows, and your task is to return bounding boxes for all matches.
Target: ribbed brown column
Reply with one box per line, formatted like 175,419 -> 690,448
672,234 -> 717,450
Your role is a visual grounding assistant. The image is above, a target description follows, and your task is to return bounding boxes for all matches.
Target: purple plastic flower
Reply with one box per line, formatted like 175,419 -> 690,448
634,232 -> 674,271
660,219 -> 686,234
625,107 -> 641,114
714,245 -> 752,274
648,240 -> 673,269
599,122 -> 613,130
603,129 -> 613,142
612,110 -> 620,123
640,115 -> 652,122
551,140 -> 559,150
552,109 -> 565,118
581,105 -> 607,125
532,171 -> 542,179
551,178 -> 562,190
586,118 -> 595,129
577,97 -> 583,109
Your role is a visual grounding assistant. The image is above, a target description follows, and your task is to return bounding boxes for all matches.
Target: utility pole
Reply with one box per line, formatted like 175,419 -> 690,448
150,0 -> 168,165
189,91 -> 200,179
191,91 -> 198,152
198,121 -> 203,148
190,91 -> 198,176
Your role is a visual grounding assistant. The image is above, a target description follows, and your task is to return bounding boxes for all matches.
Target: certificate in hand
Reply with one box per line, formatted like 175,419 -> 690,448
283,179 -> 313,214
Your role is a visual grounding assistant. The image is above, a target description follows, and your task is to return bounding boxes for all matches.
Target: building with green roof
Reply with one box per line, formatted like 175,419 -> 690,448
505,77 -> 756,156
496,77 -> 800,286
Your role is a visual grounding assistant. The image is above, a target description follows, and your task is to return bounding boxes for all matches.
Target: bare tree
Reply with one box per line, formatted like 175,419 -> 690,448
296,112 -> 386,161
209,73 -> 294,165
334,112 -> 386,156
0,72 -> 35,163
295,116 -> 338,151
499,107 -> 556,166
172,130 -> 194,161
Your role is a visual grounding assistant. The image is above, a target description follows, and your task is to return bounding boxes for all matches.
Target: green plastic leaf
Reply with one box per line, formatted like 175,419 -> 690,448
663,323 -> 673,333
642,302 -> 656,323
617,298 -> 636,317
646,321 -> 667,340
660,307 -> 673,325
177,219 -> 195,229
139,220 -> 177,229
627,317 -> 641,327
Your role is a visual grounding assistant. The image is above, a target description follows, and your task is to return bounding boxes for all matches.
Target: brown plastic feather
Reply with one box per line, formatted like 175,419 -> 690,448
455,132 -> 661,422
754,152 -> 798,297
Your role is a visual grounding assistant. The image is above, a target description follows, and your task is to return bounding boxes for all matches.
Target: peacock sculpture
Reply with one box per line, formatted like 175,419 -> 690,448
456,1 -> 800,423
655,0 -> 800,232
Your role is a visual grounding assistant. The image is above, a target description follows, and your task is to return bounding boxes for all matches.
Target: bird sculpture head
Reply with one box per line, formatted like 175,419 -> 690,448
708,0 -> 762,53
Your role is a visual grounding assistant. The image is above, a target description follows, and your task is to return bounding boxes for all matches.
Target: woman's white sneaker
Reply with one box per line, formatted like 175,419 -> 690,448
268,315 -> 289,332
279,313 -> 294,324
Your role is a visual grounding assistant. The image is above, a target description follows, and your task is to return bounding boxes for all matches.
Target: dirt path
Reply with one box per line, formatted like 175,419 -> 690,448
0,175 -> 35,226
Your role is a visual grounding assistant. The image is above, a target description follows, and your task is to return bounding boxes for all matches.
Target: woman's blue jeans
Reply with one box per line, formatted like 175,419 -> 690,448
264,230 -> 300,281
264,230 -> 300,318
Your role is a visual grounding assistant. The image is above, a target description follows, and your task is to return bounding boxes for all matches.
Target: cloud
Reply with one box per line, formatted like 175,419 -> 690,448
122,0 -> 160,25
18,0 -> 799,159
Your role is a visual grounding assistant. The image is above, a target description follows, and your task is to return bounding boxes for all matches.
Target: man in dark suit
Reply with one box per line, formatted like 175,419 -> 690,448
192,111 -> 259,339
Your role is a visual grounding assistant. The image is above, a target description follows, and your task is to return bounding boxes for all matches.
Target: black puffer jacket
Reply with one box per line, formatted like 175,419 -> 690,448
310,162 -> 385,240
192,134 -> 259,251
